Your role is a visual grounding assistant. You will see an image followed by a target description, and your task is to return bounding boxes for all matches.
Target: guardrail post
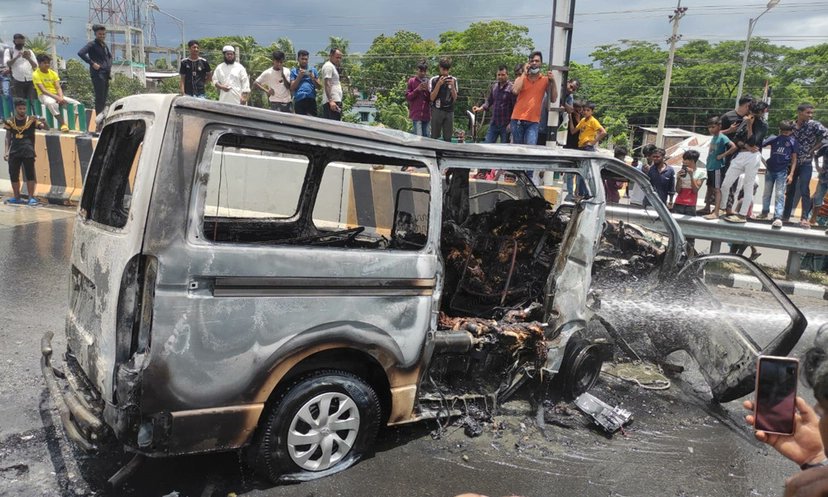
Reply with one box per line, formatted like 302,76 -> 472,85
786,251 -> 802,278
710,241 -> 722,253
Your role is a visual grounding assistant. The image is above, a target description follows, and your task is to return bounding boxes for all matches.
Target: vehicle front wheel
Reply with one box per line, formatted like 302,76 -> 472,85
253,369 -> 382,483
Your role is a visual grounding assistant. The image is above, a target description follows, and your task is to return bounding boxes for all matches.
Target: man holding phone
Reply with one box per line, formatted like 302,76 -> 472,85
3,34 -> 38,103
290,49 -> 320,116
429,58 -> 458,142
510,50 -> 558,146
406,63 -> 431,137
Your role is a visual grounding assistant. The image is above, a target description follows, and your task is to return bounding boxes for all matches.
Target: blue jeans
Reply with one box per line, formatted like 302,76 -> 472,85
485,123 -> 508,143
412,120 -> 429,137
510,120 -> 538,145
761,169 -> 787,220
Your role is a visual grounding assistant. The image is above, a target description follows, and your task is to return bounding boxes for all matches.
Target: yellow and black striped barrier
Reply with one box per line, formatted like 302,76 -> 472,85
0,129 -> 96,204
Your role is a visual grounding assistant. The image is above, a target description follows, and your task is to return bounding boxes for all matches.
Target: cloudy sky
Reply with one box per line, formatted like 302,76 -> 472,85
2,0 -> 827,64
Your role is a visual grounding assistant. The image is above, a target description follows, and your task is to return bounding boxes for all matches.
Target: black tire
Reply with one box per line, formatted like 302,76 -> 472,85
253,369 -> 382,483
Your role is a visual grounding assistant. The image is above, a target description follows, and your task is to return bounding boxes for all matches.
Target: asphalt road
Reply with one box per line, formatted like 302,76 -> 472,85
1,205 -> 827,497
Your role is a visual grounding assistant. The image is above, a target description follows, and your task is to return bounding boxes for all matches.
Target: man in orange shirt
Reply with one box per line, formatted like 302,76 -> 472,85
510,51 -> 557,145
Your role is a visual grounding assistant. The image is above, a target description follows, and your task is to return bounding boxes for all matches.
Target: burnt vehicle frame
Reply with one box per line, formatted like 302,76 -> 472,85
40,95 -> 807,483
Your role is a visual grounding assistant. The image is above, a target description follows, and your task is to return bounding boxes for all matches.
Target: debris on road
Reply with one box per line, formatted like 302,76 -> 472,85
574,392 -> 633,434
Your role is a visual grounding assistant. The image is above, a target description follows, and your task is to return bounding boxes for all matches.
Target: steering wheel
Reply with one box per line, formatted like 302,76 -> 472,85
307,226 -> 365,245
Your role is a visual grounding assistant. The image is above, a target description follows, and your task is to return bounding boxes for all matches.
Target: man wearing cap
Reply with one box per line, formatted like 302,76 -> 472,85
3,34 -> 38,102
213,45 -> 250,105
77,25 -> 112,115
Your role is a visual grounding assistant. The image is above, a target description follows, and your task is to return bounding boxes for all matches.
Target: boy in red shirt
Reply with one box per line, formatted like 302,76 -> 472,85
671,150 -> 706,216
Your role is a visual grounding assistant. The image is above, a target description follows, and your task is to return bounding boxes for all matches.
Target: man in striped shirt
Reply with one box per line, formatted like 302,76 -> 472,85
473,65 -> 515,144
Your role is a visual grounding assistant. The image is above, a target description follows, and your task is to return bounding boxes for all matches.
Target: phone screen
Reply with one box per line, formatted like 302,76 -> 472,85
754,357 -> 798,435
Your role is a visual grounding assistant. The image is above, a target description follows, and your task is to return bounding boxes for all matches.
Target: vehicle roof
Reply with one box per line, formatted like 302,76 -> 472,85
168,95 -> 610,165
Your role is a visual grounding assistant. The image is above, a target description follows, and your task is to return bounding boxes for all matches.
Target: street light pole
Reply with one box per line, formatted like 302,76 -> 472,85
655,0 -> 687,148
735,0 -> 780,108
149,3 -> 185,65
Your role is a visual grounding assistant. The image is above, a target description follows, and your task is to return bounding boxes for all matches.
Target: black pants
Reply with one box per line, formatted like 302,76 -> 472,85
90,71 -> 110,114
8,155 -> 35,182
10,79 -> 36,101
430,108 -> 453,142
294,98 -> 317,116
322,101 -> 342,121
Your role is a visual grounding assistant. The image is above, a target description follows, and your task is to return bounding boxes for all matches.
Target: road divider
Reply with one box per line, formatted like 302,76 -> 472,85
0,129 -> 96,204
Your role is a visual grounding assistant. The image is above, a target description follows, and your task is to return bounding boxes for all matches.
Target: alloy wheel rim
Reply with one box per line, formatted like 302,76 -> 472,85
286,391 -> 360,471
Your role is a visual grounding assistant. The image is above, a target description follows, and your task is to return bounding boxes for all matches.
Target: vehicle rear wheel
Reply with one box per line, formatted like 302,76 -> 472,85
253,369 -> 381,483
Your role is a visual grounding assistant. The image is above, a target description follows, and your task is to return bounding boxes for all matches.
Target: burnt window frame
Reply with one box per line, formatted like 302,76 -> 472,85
191,126 -> 433,252
204,133 -> 312,222
80,118 -> 148,230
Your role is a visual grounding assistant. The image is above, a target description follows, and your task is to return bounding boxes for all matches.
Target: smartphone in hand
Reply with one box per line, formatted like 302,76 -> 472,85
754,355 -> 799,435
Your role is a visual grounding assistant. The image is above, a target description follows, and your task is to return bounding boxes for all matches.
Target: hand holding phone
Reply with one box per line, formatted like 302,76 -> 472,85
754,356 -> 799,435
744,396 -> 825,467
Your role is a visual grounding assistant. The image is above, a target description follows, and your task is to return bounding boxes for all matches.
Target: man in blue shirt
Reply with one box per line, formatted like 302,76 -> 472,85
644,147 -> 675,206
760,120 -> 799,228
290,49 -> 320,116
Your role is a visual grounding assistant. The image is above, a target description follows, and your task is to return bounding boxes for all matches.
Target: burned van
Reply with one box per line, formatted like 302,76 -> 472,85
41,95 -> 806,483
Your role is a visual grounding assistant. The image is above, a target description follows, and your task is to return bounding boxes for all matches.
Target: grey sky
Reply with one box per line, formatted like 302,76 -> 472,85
2,0 -> 827,64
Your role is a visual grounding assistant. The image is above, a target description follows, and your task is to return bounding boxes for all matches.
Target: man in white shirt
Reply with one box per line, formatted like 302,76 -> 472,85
254,50 -> 292,113
320,48 -> 343,121
213,45 -> 250,105
3,34 -> 38,101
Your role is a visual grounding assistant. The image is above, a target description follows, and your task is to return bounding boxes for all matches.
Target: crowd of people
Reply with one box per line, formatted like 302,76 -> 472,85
621,96 -> 827,234
3,32 -> 827,228
176,40 -> 347,120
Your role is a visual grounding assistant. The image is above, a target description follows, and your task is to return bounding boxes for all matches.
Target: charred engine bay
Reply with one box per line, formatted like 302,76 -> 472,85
425,197 -> 666,420
424,197 -> 564,412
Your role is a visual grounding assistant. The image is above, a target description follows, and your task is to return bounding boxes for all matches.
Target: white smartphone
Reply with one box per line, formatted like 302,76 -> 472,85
754,355 -> 799,436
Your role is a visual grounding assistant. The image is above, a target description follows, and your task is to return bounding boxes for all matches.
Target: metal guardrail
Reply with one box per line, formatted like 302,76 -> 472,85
605,205 -> 828,275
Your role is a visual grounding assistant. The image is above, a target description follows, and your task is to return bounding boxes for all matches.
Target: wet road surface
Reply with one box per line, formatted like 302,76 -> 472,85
1,206 -> 827,497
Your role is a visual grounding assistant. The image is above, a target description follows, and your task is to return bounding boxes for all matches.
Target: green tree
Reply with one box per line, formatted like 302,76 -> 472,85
273,37 -> 295,61
373,92 -> 410,131
62,60 -> 94,106
567,39 -> 828,145
61,59 -> 148,109
355,21 -> 533,134
26,36 -> 50,56
153,57 -> 169,71
317,36 -> 350,59
356,31 -> 437,98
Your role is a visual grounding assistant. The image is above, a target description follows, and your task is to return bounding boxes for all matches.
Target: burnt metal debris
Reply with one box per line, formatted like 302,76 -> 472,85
574,392 -> 634,434
441,197 -> 567,318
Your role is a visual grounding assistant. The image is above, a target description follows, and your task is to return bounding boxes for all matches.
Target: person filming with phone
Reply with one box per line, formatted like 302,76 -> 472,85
744,329 -> 828,496
429,58 -> 458,142
290,49 -> 320,116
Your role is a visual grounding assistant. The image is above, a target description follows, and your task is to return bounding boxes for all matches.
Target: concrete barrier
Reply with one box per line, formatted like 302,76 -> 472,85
0,129 -> 96,204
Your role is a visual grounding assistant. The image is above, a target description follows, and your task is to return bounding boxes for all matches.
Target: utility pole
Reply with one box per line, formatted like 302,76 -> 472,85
41,0 -> 68,65
655,0 -> 687,148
